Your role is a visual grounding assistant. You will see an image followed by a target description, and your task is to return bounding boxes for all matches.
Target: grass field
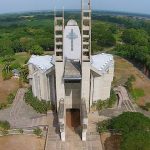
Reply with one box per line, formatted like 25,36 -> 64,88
0,135 -> 44,150
114,56 -> 150,106
13,52 -> 30,65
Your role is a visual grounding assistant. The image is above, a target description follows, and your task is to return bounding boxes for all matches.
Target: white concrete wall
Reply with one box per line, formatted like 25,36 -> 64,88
63,24 -> 81,61
28,64 -> 54,102
91,66 -> 114,102
81,62 -> 91,112
55,62 -> 65,110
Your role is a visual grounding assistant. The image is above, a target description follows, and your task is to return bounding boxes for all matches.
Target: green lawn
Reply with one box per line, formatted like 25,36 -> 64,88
13,52 -> 30,65
131,88 -> 145,101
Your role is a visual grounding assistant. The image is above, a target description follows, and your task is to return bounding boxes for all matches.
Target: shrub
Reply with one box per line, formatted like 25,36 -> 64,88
7,93 -> 15,104
125,75 -> 144,100
2,70 -> 12,80
10,63 -> 21,70
25,88 -> 51,114
0,121 -> 10,130
97,120 -> 111,133
124,75 -> 136,92
145,103 -> 150,111
33,128 -> 42,136
0,103 -> 7,110
141,103 -> 150,111
19,128 -> 24,134
1,130 -> 8,135
107,90 -> 117,108
131,88 -> 145,100
95,89 -> 117,111
20,66 -> 29,83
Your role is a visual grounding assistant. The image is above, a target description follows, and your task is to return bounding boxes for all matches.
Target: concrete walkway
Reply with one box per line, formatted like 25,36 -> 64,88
0,88 -> 47,128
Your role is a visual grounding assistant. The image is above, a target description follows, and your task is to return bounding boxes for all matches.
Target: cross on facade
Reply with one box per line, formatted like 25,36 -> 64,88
66,29 -> 78,51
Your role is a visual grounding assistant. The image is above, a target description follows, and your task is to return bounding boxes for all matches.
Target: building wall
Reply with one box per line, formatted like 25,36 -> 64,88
63,24 -> 81,61
65,82 -> 81,109
90,66 -> 114,103
55,62 -> 65,110
81,62 -> 91,112
28,64 -> 54,102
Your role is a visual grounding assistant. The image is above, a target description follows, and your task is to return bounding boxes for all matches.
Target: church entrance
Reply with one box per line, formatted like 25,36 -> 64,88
66,109 -> 80,129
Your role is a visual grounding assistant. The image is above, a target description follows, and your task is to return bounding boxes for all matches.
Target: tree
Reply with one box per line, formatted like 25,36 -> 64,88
20,66 -> 29,83
98,31 -> 116,47
0,40 -> 14,56
97,112 -> 150,150
109,112 -> 150,135
10,63 -> 21,70
122,29 -> 149,46
121,131 -> 150,150
20,37 -> 35,52
30,45 -> 44,55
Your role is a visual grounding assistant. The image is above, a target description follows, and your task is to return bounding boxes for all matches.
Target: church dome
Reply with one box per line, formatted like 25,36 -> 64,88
67,20 -> 78,26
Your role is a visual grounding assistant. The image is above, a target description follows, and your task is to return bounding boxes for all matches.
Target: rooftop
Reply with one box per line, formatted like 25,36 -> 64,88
64,60 -> 81,80
27,53 -> 114,75
28,55 -> 54,72
91,53 -> 114,75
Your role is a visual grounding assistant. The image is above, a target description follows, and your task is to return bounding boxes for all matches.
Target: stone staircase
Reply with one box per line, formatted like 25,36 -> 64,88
44,112 -> 103,150
66,126 -> 81,141
45,112 -> 60,150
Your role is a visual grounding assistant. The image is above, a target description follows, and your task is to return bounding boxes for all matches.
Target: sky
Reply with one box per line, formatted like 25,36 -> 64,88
0,0 -> 150,15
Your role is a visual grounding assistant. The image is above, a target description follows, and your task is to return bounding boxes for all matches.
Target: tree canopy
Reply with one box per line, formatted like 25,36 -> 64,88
97,112 -> 150,150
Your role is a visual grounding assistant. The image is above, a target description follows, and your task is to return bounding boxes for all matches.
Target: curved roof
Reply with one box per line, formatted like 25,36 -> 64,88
67,20 -> 78,26
28,55 -> 54,72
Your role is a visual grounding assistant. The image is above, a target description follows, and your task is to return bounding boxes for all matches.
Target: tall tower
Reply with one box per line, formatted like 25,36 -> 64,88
81,0 -> 91,112
54,9 -> 64,62
81,0 -> 91,60
54,10 -> 65,110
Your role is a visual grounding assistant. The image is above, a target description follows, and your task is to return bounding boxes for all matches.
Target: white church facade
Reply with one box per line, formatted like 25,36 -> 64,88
28,0 -> 114,141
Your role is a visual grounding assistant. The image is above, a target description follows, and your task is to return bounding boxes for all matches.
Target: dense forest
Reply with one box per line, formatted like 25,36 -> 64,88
0,11 -> 150,76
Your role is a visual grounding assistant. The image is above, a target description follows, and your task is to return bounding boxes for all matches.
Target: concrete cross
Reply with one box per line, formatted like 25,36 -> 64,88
66,29 -> 78,51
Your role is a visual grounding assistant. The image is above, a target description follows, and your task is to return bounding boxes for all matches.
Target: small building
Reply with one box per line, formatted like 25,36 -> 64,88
12,69 -> 20,79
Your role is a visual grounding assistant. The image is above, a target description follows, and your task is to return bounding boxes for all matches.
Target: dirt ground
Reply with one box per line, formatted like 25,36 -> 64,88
0,72 -> 19,103
114,56 -> 150,105
101,133 -> 121,150
0,135 -> 45,150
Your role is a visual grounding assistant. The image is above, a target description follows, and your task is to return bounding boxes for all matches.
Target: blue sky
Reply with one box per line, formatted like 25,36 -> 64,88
0,0 -> 150,14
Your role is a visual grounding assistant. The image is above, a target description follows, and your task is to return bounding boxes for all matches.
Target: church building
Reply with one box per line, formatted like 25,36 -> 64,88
28,0 -> 114,141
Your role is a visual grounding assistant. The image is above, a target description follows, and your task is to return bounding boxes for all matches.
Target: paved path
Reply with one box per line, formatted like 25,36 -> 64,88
0,88 -> 47,128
